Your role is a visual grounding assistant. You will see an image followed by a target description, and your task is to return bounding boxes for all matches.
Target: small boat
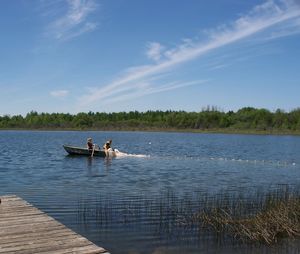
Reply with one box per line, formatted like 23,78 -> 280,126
63,145 -> 106,157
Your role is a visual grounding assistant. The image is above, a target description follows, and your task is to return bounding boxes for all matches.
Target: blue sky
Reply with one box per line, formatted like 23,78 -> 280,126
1,0 -> 300,115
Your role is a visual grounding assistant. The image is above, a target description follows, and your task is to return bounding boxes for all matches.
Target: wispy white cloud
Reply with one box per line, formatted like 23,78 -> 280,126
209,64 -> 230,71
263,17 -> 300,40
101,80 -> 208,105
46,0 -> 98,40
50,90 -> 69,98
79,0 -> 300,108
146,42 -> 165,62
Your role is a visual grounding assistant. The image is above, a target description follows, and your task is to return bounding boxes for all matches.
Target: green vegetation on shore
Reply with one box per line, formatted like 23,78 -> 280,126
1,107 -> 300,134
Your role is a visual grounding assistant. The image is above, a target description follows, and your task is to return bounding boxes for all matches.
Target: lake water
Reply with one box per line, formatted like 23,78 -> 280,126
0,130 -> 300,253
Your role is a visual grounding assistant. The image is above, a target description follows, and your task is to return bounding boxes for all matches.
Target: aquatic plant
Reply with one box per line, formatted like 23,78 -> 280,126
77,185 -> 300,246
194,187 -> 300,244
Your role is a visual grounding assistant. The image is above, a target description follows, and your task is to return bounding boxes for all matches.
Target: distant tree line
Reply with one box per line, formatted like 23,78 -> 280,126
1,107 -> 300,132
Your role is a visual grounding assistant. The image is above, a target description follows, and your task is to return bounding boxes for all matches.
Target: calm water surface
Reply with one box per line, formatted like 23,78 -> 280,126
0,130 -> 300,253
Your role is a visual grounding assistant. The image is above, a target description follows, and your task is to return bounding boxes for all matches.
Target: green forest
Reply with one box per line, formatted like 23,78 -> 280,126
1,107 -> 300,134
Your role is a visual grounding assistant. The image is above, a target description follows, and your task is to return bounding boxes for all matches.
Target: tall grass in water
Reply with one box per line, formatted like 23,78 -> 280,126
194,187 -> 300,244
77,185 -> 300,246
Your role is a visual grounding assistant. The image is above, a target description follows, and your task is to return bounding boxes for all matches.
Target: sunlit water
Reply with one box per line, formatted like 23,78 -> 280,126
0,130 -> 300,253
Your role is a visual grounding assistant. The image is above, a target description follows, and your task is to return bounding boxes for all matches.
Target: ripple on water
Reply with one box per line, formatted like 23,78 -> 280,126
1,131 -> 300,254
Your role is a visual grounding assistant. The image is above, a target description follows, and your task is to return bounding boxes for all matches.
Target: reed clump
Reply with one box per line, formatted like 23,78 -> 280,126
197,195 -> 300,244
77,186 -> 300,246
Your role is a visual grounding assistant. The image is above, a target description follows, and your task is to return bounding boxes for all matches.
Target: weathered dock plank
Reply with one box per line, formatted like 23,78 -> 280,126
0,195 -> 108,254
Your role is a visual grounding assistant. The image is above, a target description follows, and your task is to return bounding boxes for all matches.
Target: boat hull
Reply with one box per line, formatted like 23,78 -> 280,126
63,145 -> 106,157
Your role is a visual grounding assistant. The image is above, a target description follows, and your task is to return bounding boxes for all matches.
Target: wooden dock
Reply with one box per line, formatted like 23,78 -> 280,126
0,195 -> 108,254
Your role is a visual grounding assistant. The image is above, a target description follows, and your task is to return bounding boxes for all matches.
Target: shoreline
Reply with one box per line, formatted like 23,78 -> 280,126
1,127 -> 300,136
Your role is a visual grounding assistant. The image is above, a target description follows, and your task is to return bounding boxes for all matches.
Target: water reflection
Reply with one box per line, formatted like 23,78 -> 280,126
85,156 -> 113,177
103,156 -> 113,169
86,157 -> 93,168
